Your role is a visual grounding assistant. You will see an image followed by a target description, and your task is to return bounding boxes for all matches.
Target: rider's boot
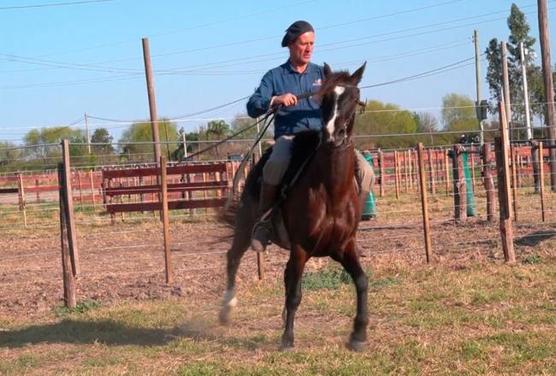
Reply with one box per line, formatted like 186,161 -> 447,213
359,189 -> 373,221
251,183 -> 280,252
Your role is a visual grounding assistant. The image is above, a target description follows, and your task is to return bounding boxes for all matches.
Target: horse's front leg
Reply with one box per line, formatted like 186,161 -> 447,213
339,240 -> 369,351
219,206 -> 255,325
281,244 -> 309,350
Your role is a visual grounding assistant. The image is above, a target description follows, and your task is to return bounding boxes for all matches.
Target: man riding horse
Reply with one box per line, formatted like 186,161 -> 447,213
247,20 -> 374,252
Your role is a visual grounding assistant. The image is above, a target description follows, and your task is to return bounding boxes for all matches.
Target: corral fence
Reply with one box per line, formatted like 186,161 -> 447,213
1,111 -> 554,308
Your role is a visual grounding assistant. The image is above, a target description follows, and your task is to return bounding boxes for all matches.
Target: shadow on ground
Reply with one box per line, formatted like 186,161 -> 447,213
0,319 -> 215,348
515,230 -> 556,247
0,317 -> 277,351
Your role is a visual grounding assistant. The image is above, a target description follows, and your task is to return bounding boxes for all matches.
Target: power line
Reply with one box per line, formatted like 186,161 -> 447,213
0,0 -> 114,10
0,1 -> 535,75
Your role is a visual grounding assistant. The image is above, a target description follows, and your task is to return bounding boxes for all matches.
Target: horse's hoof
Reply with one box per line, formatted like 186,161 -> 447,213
279,342 -> 294,352
218,308 -> 231,325
346,339 -> 366,352
280,335 -> 294,351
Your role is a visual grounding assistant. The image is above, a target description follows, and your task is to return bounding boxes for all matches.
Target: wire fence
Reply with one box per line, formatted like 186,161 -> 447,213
0,136 -> 554,313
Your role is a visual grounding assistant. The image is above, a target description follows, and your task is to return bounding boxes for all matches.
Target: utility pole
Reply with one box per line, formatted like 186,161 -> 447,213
84,112 -> 91,154
501,42 -> 512,141
141,37 -> 161,165
520,42 -> 533,141
522,42 -> 541,192
182,131 -> 188,159
537,0 -> 556,190
473,30 -> 484,145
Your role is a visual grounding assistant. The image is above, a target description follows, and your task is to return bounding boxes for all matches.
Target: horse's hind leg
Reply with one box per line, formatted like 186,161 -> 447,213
339,242 -> 369,351
281,244 -> 308,350
219,207 -> 254,325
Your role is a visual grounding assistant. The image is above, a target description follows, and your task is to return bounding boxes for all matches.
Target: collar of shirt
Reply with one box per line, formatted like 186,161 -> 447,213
283,60 -> 316,75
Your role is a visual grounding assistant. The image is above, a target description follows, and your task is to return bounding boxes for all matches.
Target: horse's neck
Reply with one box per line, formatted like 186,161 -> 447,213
315,145 -> 355,196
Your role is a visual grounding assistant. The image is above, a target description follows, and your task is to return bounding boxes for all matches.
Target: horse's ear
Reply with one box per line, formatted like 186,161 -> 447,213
323,62 -> 332,78
351,62 -> 366,85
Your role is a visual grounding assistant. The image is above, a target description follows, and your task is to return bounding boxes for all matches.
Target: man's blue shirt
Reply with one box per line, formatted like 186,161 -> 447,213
247,61 -> 324,139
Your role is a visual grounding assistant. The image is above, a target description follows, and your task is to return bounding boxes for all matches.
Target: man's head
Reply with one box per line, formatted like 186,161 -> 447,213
282,20 -> 315,66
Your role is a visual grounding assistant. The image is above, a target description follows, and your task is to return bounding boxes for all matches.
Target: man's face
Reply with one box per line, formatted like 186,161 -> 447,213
288,31 -> 315,65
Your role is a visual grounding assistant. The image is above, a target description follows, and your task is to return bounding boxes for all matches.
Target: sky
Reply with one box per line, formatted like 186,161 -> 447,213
1,0 -> 555,144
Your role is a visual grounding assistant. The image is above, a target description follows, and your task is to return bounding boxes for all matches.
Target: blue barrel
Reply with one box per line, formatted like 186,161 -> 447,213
462,152 -> 476,216
362,152 -> 377,220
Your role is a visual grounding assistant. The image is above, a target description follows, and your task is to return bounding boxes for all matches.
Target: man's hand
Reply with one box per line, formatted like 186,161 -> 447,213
271,93 -> 298,108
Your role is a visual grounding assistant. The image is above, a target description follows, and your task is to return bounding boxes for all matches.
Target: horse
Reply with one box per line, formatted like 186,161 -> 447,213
220,62 -> 369,351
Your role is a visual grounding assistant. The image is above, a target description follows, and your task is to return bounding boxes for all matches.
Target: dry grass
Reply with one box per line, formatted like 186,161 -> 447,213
0,185 -> 555,375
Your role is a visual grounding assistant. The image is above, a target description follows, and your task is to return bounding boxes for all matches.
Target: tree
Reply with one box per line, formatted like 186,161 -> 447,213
485,3 -> 540,135
231,113 -> 272,139
118,119 -> 178,161
90,128 -> 114,155
23,126 -> 85,160
0,141 -> 22,171
507,4 -> 536,65
413,112 -> 439,146
354,100 -> 418,149
485,37 -> 502,114
413,112 -> 438,133
172,128 -> 200,161
203,120 -> 231,158
441,93 -> 477,132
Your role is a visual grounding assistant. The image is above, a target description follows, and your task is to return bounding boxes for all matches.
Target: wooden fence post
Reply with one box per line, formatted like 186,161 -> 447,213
160,157 -> 174,284
427,148 -> 436,195
539,142 -> 546,222
379,149 -> 384,197
444,150 -> 450,196
452,145 -> 467,221
482,143 -> 496,222
403,150 -> 409,192
531,141 -> 540,193
35,178 -> 40,203
417,143 -> 433,263
17,173 -> 27,227
89,170 -> 96,209
510,145 -> 519,222
394,151 -> 400,199
58,163 -> 77,308
61,140 -> 80,276
470,147 -> 476,190
408,149 -> 413,190
77,170 -> 84,210
256,252 -> 265,281
516,154 -> 523,188
495,101 -> 516,264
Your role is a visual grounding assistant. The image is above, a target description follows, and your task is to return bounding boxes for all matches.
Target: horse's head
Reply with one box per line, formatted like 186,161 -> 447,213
318,62 -> 366,148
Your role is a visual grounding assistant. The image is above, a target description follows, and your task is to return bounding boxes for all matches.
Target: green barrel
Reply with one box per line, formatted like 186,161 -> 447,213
462,152 -> 476,217
362,152 -> 377,220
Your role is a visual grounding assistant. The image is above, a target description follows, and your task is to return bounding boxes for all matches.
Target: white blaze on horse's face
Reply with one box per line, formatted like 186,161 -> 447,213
324,86 -> 346,144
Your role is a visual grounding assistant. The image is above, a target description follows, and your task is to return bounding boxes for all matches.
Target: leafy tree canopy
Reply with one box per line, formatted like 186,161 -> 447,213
441,93 -> 477,131
119,119 -> 178,159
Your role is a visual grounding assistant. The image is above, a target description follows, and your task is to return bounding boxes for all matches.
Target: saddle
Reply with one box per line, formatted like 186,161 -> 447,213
244,131 -> 321,249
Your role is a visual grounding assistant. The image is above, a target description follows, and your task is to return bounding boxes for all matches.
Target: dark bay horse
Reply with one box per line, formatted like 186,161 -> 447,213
220,63 -> 368,351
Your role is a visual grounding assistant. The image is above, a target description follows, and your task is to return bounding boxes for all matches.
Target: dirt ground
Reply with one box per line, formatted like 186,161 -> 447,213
1,188 -> 554,321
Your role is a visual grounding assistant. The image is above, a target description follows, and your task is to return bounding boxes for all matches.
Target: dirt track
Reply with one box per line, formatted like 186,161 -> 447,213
1,203 -> 554,320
